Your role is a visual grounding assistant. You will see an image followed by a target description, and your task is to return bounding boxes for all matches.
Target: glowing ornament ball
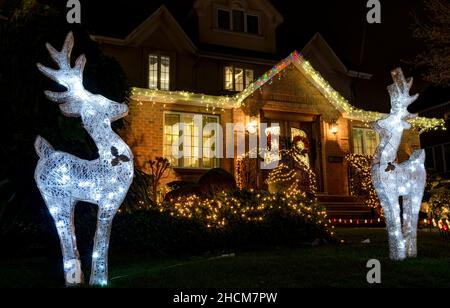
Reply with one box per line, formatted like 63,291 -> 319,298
371,68 -> 426,261
34,32 -> 134,286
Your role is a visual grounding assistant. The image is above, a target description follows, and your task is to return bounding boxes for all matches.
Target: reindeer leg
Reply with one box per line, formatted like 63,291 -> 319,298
403,194 -> 421,258
42,194 -> 84,286
89,203 -> 118,286
381,195 -> 406,261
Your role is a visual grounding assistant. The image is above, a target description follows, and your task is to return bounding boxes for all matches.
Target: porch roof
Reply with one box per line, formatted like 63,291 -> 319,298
131,51 -> 446,133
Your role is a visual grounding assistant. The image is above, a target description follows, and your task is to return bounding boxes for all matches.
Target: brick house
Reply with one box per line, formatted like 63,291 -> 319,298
92,0 -> 442,203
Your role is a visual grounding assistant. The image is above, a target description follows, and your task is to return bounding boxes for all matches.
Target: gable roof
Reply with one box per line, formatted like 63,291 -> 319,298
92,5 -> 197,54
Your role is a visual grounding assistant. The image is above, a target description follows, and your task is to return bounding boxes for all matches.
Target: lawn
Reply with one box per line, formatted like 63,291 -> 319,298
1,228 -> 449,288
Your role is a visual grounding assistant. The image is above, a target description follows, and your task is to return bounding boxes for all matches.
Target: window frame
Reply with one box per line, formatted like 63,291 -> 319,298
148,53 -> 171,91
223,65 -> 254,92
163,111 -> 221,170
351,127 -> 380,156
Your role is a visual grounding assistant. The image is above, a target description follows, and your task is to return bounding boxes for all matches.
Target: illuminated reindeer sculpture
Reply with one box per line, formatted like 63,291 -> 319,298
35,33 -> 134,286
372,68 -> 426,261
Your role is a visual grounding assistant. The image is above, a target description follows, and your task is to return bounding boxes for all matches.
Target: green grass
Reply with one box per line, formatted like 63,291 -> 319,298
1,228 -> 449,288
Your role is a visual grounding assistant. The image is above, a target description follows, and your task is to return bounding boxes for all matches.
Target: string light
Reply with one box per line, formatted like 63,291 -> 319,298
132,52 -> 446,133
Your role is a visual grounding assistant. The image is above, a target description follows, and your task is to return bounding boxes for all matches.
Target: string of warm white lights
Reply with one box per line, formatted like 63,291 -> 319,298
132,51 -> 446,132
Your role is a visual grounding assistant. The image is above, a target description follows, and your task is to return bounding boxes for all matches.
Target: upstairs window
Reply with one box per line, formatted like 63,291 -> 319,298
232,10 -> 245,32
148,54 -> 170,91
216,8 -> 260,35
246,14 -> 260,34
352,128 -> 380,156
217,9 -> 231,30
224,66 -> 254,92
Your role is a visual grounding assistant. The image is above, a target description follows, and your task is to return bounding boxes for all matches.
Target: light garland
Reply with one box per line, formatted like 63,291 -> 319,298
35,33 -> 134,286
131,51 -> 446,133
345,154 -> 381,214
371,68 -> 427,261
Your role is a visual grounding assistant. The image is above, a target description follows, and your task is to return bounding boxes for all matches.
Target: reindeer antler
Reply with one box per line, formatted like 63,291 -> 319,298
387,68 -> 419,109
37,32 -> 87,104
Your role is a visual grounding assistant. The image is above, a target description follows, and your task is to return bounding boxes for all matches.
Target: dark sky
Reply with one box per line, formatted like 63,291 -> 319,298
77,0 -> 446,112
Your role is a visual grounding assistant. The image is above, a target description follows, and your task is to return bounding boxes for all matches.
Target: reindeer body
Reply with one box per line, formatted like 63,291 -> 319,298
34,33 -> 133,286
372,68 -> 426,260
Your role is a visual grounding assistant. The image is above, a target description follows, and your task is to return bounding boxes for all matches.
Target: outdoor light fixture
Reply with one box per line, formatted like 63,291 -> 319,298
34,32 -> 134,286
330,122 -> 338,135
371,68 -> 426,261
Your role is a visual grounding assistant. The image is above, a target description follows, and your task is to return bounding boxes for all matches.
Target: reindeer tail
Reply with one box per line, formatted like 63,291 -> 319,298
35,136 -> 55,158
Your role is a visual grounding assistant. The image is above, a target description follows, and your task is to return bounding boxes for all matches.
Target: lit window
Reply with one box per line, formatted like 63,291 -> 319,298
352,128 -> 380,156
224,66 -> 234,91
224,66 -> 254,92
164,112 -> 220,169
234,67 -> 244,91
148,54 -> 170,90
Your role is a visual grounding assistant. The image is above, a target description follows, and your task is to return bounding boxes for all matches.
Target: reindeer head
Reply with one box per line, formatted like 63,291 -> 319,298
374,68 -> 419,134
37,32 -> 128,122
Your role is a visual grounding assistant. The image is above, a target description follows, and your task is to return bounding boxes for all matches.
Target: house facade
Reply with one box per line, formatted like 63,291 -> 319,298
93,0 -> 443,198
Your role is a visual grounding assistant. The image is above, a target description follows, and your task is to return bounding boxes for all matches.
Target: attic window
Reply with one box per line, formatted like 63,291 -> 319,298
217,9 -> 231,30
216,8 -> 260,34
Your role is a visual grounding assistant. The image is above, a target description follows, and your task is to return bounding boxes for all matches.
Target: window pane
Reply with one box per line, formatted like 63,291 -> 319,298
164,113 -> 181,167
234,67 -> 244,91
232,10 -> 244,32
160,56 -> 170,91
352,128 -> 364,155
217,9 -> 231,30
148,55 -> 158,89
245,69 -> 254,87
247,15 -> 259,34
224,66 -> 234,90
364,129 -> 379,155
182,114 -> 200,168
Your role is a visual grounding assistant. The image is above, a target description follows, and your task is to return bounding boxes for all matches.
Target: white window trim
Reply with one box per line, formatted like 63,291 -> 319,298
163,111 -> 221,169
148,53 -> 171,91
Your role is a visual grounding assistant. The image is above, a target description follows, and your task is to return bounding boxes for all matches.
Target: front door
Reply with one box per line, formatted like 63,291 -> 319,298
263,111 -> 324,192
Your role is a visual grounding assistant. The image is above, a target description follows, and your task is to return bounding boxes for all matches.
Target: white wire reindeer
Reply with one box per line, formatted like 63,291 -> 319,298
34,32 -> 134,286
372,68 -> 426,261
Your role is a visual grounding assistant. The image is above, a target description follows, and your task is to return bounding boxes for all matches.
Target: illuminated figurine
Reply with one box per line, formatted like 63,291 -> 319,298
372,68 -> 426,261
34,33 -> 134,286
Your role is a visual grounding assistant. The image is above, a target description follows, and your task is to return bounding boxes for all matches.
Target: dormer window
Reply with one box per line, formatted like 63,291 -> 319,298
216,8 -> 260,35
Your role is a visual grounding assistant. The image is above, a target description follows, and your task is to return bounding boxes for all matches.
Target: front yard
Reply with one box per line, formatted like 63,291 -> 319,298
1,228 -> 449,288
